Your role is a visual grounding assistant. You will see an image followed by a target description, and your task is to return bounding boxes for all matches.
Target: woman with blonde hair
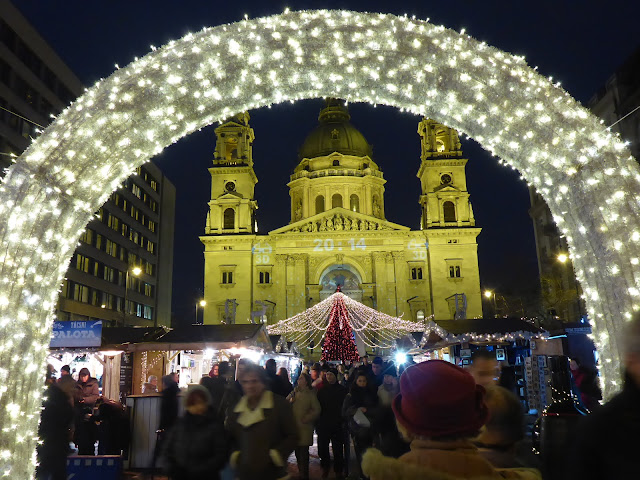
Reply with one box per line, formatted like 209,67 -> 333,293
288,372 -> 320,480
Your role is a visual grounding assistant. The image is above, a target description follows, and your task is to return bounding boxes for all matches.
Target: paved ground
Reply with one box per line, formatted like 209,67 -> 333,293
125,435 -> 361,479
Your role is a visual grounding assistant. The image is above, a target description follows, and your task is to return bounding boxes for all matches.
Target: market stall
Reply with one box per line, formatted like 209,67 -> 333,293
48,322 -> 166,402
122,323 -> 272,470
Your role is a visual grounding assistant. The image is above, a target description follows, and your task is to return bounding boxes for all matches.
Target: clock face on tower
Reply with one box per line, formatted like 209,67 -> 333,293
440,174 -> 452,185
225,181 -> 236,192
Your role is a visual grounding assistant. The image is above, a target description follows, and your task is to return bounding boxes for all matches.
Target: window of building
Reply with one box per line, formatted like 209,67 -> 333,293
316,195 -> 325,214
131,183 -> 141,198
350,194 -> 360,213
79,229 -> 93,245
222,271 -> 234,284
448,265 -> 462,278
332,193 -> 343,208
223,208 -> 235,229
144,305 -> 153,320
332,159 -> 340,166
75,254 -> 90,273
443,201 -> 456,222
416,310 -> 425,322
259,271 -> 271,284
411,267 -> 423,280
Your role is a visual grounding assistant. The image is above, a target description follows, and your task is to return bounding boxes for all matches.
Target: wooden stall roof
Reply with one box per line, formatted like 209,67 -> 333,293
126,324 -> 270,352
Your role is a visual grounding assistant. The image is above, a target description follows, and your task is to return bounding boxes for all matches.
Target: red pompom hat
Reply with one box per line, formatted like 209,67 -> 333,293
392,360 -> 488,438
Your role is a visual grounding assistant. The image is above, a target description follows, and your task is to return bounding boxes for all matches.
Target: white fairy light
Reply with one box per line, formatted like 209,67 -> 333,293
0,8 -> 636,477
267,292 -> 424,349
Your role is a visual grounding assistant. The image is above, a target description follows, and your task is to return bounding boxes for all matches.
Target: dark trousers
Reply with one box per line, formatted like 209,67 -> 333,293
317,427 -> 344,474
352,429 -> 373,479
295,446 -> 310,479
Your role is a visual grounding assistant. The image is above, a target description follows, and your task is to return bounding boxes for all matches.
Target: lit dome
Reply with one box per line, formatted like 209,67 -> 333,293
298,99 -> 372,159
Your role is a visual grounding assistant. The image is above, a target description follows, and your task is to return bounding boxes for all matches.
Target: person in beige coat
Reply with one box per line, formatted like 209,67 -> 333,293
361,360 -> 541,480
288,372 -> 321,480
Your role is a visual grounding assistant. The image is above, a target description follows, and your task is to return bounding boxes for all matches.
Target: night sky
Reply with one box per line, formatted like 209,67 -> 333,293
16,1 -> 640,326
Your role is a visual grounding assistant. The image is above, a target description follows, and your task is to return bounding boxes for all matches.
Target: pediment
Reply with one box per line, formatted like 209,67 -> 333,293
216,191 -> 243,200
270,207 -> 410,234
434,184 -> 461,193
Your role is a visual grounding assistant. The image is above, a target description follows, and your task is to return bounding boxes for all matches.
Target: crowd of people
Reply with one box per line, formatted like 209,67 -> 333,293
35,313 -> 640,480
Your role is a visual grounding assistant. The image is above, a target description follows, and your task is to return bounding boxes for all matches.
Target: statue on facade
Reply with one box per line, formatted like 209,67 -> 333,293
295,199 -> 302,221
335,215 -> 343,231
373,198 -> 381,218
344,217 -> 352,230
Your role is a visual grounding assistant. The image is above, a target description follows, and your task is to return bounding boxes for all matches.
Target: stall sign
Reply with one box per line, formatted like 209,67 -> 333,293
50,320 -> 103,347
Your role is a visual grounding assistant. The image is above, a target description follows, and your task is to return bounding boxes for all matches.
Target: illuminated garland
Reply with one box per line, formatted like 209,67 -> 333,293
0,8 -> 636,477
268,292 -> 425,350
420,320 -> 548,348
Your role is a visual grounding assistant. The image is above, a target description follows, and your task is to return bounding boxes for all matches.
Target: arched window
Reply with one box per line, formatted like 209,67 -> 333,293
443,201 -> 456,222
332,193 -> 343,208
223,208 -> 235,229
350,194 -> 360,213
315,195 -> 325,214
332,159 -> 340,166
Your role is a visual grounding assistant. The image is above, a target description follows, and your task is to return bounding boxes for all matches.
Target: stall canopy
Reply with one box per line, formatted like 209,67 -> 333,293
49,325 -> 167,351
419,318 -> 547,350
125,324 -> 271,351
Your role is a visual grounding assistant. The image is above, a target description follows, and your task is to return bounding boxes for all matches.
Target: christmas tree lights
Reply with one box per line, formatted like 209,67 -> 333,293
267,292 -> 424,350
0,8 -> 636,477
321,294 -> 360,362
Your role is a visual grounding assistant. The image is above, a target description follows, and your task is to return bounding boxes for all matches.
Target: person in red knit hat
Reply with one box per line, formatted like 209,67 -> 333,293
361,360 -> 541,480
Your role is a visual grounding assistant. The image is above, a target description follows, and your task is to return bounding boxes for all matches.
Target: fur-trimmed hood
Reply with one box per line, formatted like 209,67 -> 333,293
362,448 -> 541,480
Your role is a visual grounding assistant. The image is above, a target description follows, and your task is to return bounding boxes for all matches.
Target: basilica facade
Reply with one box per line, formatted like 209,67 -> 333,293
201,100 -> 482,325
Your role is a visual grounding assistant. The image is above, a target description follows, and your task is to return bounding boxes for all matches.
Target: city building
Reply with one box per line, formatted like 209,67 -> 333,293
0,1 -> 81,173
529,47 -> 640,324
0,2 -> 176,328
201,99 -> 482,325
59,162 -> 176,327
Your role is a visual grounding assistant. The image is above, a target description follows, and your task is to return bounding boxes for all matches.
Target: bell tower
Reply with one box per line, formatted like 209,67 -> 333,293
204,112 -> 258,234
417,118 -> 475,229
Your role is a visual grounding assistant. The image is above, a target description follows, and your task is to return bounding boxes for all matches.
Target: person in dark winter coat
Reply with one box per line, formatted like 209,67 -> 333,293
264,358 -> 291,397
227,363 -> 298,480
74,367 -> 99,455
159,374 -> 180,431
343,371 -> 378,479
93,397 -> 131,456
317,368 -> 348,479
36,373 -> 74,480
77,367 -> 100,407
163,385 -> 228,480
200,361 -> 240,419
567,314 -> 640,480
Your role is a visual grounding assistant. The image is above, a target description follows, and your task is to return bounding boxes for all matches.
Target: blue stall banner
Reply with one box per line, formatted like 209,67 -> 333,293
67,455 -> 122,480
50,320 -> 103,348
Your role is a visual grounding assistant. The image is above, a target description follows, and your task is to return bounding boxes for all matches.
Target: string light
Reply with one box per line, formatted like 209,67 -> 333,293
420,320 -> 547,347
0,8 -> 636,477
267,292 -> 424,350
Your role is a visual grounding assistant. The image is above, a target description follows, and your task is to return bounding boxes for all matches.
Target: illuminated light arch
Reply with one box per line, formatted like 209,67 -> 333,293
0,9 -> 638,476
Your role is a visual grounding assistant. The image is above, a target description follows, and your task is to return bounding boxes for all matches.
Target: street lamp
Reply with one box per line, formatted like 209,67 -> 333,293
483,290 -> 497,318
557,253 -> 569,264
123,266 -> 142,327
195,299 -> 206,324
